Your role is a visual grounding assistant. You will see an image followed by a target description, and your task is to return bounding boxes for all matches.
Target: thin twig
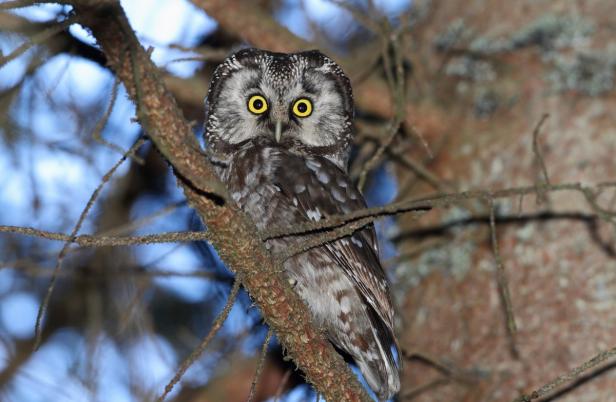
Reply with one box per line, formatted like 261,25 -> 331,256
531,113 -> 551,204
92,77 -> 143,161
358,120 -> 402,191
384,238 -> 450,267
488,197 -> 519,358
97,201 -> 186,237
0,226 -> 211,247
357,24 -> 406,190
157,278 -> 242,402
512,346 -> 616,402
278,210 -> 427,262
401,378 -> 450,400
167,43 -> 230,61
33,137 -> 146,350
0,13 -> 76,67
390,149 -> 451,193
273,369 -> 292,402
247,328 -> 273,402
403,351 -> 479,384
264,181 -> 616,241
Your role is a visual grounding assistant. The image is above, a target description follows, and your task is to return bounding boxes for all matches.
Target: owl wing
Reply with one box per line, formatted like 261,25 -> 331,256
272,154 -> 395,335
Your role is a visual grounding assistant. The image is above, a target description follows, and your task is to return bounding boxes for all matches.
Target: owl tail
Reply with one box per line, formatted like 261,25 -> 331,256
355,325 -> 400,401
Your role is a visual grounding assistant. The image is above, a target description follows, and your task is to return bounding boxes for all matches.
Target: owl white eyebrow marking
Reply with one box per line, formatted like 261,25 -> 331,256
242,78 -> 261,92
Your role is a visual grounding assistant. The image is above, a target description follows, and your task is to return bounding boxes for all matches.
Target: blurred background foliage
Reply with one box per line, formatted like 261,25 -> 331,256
1,1 -> 616,401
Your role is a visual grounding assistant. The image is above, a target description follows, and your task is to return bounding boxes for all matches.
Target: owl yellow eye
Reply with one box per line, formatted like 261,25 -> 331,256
247,95 -> 268,114
292,98 -> 313,118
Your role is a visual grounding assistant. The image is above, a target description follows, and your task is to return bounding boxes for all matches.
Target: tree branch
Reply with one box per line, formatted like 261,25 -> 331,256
69,1 -> 372,400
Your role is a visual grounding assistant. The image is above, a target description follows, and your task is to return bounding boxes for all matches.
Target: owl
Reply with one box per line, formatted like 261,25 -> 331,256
204,48 -> 400,400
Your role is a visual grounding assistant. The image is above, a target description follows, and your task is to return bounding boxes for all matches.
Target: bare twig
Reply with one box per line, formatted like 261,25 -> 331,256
403,351 -> 479,384
0,13 -> 76,68
358,27 -> 406,190
512,346 -> 616,402
488,197 -> 519,358
264,181 -> 616,241
390,149 -> 450,193
167,43 -> 230,61
0,225 -> 210,247
279,210 -> 427,262
531,113 -> 551,204
358,120 -> 403,191
401,378 -> 450,400
92,77 -> 144,161
401,351 -> 480,400
247,328 -> 273,402
157,278 -> 242,402
384,238 -> 449,268
273,369 -> 293,402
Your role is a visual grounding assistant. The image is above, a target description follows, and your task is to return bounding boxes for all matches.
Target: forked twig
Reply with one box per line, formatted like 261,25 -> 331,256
513,346 -> 616,402
0,13 -> 76,68
247,327 -> 273,402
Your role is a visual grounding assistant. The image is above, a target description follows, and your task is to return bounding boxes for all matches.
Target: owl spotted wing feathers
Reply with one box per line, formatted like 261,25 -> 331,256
264,149 -> 400,399
204,48 -> 400,400
273,155 -> 395,333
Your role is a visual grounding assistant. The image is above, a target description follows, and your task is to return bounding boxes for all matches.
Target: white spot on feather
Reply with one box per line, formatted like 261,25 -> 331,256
331,187 -> 346,202
340,296 -> 351,313
305,159 -> 321,171
317,170 -> 330,184
306,208 -> 322,221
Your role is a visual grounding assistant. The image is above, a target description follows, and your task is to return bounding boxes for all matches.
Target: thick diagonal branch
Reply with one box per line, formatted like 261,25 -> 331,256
70,2 -> 371,401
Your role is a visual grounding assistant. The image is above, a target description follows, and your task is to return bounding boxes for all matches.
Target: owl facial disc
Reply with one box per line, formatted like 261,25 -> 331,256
204,48 -> 355,168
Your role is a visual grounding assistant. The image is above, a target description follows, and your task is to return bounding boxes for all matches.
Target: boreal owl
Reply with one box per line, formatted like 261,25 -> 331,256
204,48 -> 400,400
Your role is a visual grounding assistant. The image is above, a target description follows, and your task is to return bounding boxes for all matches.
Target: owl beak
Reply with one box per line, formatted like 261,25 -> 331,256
274,120 -> 283,143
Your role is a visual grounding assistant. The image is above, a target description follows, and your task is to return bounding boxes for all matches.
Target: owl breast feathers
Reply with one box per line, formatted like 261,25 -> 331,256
204,48 -> 400,400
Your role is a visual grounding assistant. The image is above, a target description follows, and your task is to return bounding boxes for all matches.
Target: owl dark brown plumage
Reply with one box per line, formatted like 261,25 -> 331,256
204,48 -> 400,400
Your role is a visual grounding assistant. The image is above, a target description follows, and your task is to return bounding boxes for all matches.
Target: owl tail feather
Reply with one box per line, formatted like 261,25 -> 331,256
355,326 -> 400,401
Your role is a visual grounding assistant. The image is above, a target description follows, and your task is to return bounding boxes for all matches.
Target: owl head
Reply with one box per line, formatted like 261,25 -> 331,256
204,48 -> 354,168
